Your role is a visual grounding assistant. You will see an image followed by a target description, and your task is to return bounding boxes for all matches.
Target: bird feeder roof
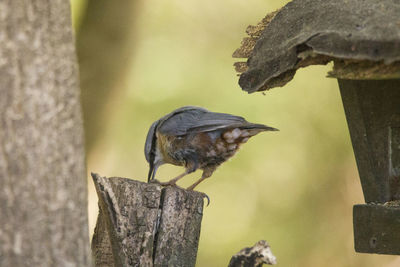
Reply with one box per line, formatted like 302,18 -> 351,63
234,0 -> 400,93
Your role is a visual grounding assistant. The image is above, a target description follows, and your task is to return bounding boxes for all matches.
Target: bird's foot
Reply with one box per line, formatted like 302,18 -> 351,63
157,181 -> 188,191
149,179 -> 181,189
149,180 -> 210,205
158,180 -> 177,187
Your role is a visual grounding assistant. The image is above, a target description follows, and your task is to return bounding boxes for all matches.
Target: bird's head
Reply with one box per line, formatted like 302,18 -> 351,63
145,119 -> 162,182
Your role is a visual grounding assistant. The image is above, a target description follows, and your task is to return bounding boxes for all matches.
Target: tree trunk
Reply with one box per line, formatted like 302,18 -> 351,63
77,0 -> 141,152
91,174 -> 204,267
0,0 -> 90,266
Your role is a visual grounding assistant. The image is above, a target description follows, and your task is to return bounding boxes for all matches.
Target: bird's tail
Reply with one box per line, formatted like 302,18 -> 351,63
243,123 -> 278,131
240,123 -> 279,136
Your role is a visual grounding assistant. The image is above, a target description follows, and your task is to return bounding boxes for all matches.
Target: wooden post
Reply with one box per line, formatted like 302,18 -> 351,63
338,79 -> 400,254
91,173 -> 204,267
338,79 -> 400,203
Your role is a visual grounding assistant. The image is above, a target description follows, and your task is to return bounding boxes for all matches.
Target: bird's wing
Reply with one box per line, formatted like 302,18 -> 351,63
158,108 -> 247,136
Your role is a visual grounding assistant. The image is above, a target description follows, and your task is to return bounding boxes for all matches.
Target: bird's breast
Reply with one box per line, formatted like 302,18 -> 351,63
156,132 -> 183,166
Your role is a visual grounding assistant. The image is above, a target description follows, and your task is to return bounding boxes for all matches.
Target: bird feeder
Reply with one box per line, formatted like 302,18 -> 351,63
233,0 -> 400,255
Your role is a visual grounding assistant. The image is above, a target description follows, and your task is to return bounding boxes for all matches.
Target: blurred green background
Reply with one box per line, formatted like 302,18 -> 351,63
71,0 -> 399,266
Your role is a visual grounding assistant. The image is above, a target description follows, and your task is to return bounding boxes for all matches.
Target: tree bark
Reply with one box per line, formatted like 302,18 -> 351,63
91,207 -> 115,267
91,174 -> 204,267
0,0 -> 90,266
153,187 -> 204,267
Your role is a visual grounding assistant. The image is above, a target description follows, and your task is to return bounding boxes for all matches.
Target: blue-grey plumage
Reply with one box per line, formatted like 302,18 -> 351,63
144,106 -> 278,190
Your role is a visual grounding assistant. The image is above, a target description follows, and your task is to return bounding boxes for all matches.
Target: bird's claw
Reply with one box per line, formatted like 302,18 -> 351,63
149,179 -> 209,206
196,192 -> 210,207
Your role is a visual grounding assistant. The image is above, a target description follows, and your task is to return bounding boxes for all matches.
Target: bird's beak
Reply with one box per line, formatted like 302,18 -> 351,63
147,161 -> 160,182
147,161 -> 154,182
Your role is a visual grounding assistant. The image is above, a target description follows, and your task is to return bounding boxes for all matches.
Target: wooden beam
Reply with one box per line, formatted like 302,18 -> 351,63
354,204 -> 400,254
338,79 -> 400,203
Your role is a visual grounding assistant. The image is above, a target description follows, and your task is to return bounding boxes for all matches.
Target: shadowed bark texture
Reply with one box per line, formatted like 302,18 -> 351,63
91,174 -> 204,267
0,0 -> 90,266
91,207 -> 115,267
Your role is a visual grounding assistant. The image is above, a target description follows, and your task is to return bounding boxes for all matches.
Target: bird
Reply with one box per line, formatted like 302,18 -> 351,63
144,106 -> 278,191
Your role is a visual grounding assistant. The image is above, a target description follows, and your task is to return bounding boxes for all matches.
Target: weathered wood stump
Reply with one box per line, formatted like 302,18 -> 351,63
91,173 -> 204,267
229,240 -> 277,267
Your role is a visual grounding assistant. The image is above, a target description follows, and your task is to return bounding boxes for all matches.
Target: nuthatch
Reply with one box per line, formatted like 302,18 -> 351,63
145,106 -> 278,190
